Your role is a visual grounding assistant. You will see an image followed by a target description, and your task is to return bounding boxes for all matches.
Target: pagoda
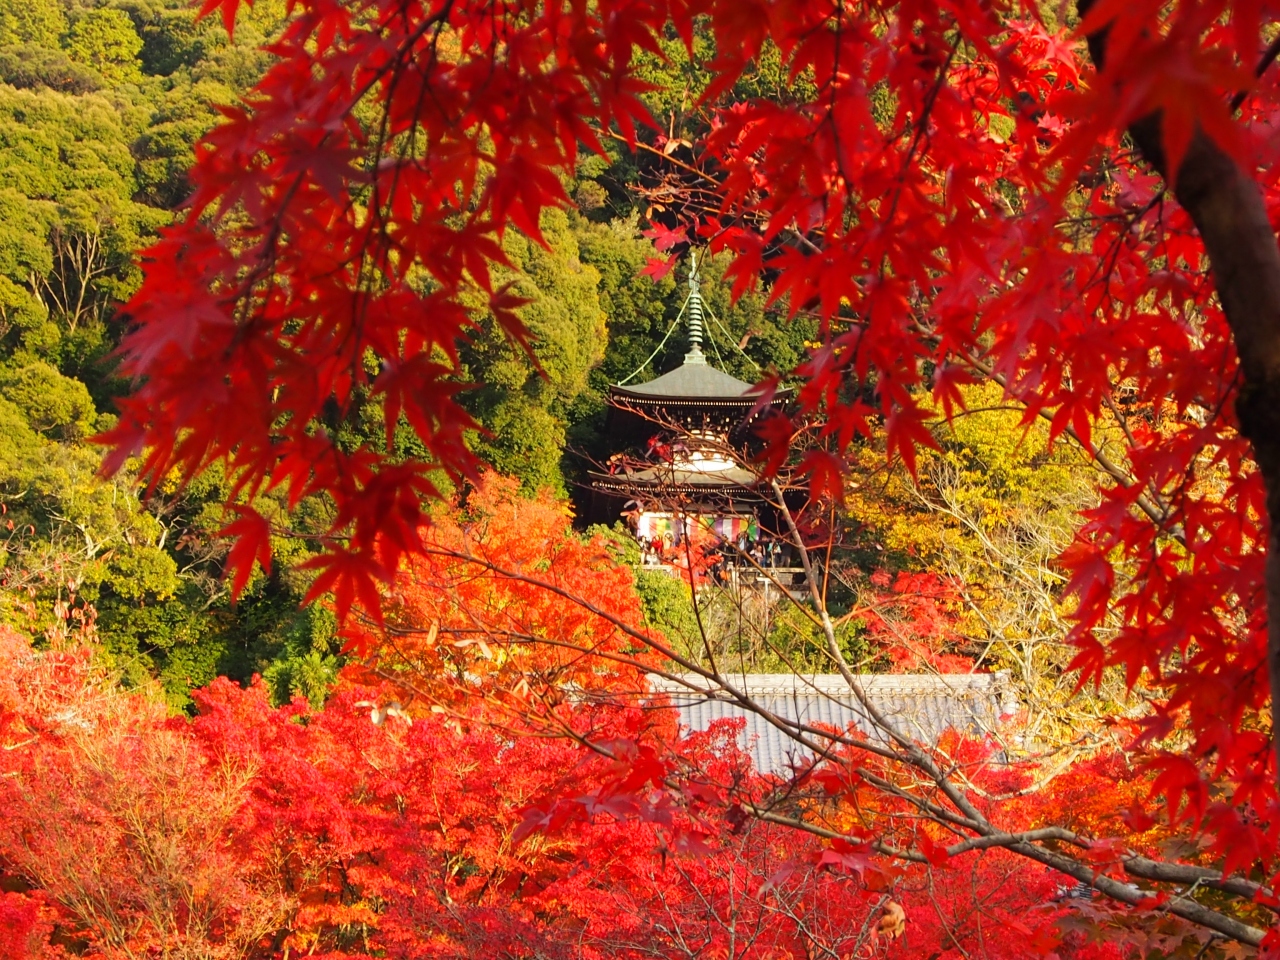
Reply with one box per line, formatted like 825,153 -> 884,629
587,255 -> 802,579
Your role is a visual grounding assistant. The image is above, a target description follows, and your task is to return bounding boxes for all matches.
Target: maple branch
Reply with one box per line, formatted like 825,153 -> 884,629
379,618 -> 911,768
1120,856 -> 1273,905
762,472 -> 1273,943
1009,840 -> 1267,946
1230,31 -> 1280,112
402,515 -> 1009,838
770,477 -> 990,831
1081,0 -> 1280,799
747,806 -> 1268,942
405,546 -> 908,767
944,827 -> 1082,856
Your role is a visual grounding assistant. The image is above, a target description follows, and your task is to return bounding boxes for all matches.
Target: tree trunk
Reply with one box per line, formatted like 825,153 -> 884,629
1081,4 -> 1280,792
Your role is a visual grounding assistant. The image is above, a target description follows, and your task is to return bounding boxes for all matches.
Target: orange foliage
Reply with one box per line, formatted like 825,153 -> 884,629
0,621 -> 1131,959
0,626 -> 291,959
372,474 -> 663,704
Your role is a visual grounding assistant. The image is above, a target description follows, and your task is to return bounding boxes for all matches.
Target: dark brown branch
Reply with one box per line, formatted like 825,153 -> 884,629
1010,840 -> 1267,946
1230,32 -> 1280,112
1081,0 -> 1280,827
749,807 -> 1268,944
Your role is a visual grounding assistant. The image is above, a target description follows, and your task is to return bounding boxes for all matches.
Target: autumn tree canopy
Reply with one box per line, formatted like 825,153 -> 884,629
2,614 -> 1158,958
77,0 -> 1280,952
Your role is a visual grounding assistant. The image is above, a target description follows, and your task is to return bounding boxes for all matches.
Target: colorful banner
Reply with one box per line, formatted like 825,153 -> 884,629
638,513 -> 678,542
637,512 -> 757,544
703,514 -> 758,541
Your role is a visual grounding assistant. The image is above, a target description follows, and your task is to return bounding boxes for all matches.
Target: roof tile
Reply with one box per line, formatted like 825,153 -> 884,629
648,673 -> 1016,774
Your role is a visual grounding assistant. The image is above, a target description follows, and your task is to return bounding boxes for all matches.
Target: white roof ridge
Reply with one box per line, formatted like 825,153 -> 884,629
648,672 -> 1010,695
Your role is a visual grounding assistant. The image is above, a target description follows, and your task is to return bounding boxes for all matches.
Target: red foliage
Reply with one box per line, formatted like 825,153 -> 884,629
858,570 -> 972,672
0,626 -> 292,959
0,892 -> 56,960
89,0 -> 1280,944
366,474 -> 669,693
0,622 -> 1139,959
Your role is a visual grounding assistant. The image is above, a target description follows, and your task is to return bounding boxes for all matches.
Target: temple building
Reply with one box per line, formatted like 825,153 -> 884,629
587,255 -> 803,583
648,673 -> 1018,774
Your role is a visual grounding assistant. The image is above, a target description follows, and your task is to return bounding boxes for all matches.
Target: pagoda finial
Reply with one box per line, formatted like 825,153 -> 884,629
685,250 -> 706,364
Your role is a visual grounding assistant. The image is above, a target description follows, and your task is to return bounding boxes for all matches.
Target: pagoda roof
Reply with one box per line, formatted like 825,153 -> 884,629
612,349 -> 782,404
588,463 -> 761,491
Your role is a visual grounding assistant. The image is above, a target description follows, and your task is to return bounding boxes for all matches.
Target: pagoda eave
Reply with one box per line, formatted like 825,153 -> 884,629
608,392 -> 785,408
587,471 -> 768,497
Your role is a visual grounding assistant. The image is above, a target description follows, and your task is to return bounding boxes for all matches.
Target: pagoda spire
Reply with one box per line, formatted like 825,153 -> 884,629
685,251 -> 707,365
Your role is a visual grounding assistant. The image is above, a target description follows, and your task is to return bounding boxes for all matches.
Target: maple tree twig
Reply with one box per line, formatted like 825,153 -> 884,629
1230,31 -> 1280,112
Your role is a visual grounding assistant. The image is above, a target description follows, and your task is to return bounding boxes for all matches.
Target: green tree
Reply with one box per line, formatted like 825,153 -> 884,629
0,45 -> 102,93
461,208 -> 606,493
0,0 -> 66,48
0,0 -> 339,708
0,359 -> 94,436
66,8 -> 142,85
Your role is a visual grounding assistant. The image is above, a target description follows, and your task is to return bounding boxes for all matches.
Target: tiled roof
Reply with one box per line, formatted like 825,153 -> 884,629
591,463 -> 761,488
613,350 -> 762,401
648,673 -> 1017,774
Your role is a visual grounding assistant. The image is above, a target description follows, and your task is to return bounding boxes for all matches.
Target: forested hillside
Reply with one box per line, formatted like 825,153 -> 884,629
0,0 -> 340,704
0,0 -> 1100,717
0,0 -> 826,705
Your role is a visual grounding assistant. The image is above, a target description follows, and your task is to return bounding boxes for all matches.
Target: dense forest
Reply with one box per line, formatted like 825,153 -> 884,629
0,0 -> 1101,717
0,0 -> 322,701
0,0 -> 1088,712
0,0 -> 827,705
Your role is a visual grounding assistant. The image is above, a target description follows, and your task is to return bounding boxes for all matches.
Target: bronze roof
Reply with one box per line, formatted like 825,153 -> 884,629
612,350 -> 770,402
